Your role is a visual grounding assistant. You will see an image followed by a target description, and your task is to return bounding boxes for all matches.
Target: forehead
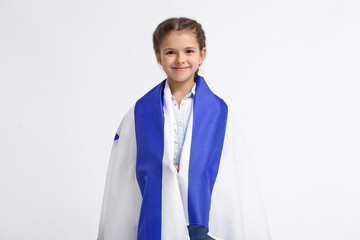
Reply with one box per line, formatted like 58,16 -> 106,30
161,30 -> 199,49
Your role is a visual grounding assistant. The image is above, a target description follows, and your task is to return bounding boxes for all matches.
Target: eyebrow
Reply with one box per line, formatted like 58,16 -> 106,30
163,47 -> 197,51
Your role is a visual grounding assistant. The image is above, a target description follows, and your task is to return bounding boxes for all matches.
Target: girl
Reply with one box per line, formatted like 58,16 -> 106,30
98,17 -> 270,240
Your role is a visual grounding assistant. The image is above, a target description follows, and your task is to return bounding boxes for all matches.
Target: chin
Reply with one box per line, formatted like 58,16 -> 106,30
168,74 -> 195,83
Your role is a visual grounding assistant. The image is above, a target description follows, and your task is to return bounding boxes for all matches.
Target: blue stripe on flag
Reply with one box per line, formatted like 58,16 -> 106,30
188,76 -> 228,229
134,80 -> 166,240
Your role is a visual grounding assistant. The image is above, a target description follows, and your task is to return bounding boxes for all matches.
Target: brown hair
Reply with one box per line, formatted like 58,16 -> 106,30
153,17 -> 206,79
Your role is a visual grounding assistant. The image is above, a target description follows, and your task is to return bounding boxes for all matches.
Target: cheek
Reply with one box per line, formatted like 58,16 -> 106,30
192,57 -> 202,65
161,58 -> 173,67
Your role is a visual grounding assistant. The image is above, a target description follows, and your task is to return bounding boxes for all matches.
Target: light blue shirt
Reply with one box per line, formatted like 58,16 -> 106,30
171,83 -> 196,166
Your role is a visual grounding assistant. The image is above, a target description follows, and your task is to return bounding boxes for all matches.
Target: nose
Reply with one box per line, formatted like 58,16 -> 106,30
176,52 -> 185,64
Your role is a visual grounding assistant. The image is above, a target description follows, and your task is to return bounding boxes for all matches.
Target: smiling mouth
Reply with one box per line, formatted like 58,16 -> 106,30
173,67 -> 189,71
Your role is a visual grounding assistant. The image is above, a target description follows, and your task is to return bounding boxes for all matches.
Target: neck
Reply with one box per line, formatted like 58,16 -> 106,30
168,78 -> 195,96
167,77 -> 195,105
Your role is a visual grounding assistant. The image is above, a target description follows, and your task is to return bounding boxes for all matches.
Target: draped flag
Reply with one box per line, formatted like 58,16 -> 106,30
98,76 -> 271,240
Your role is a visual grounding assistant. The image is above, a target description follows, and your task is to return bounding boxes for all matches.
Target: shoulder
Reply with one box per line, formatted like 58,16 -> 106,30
196,76 -> 228,113
135,80 -> 166,108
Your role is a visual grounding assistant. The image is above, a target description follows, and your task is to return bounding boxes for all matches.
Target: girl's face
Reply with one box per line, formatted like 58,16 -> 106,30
156,30 -> 206,85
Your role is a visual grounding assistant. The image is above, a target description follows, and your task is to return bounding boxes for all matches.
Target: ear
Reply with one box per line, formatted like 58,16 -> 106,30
199,47 -> 207,65
155,52 -> 162,65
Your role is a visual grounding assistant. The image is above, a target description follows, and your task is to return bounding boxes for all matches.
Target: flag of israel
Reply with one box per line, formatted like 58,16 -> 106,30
98,76 -> 270,240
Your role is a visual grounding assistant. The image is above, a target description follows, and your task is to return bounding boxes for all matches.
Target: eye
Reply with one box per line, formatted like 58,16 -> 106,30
166,51 -> 175,55
186,50 -> 195,54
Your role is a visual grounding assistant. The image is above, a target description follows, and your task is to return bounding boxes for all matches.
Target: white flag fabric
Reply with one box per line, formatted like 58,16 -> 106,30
98,76 -> 271,240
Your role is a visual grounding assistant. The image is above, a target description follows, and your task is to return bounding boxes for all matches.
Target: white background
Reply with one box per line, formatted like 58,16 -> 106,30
1,0 -> 360,239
